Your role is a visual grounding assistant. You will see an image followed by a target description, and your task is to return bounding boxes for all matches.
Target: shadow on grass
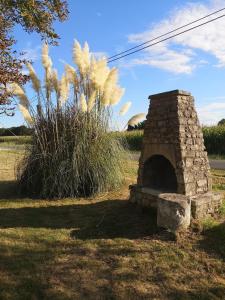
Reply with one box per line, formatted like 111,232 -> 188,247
0,181 -> 224,299
198,221 -> 225,261
0,197 -> 158,239
0,180 -> 25,200
72,203 -> 158,240
168,286 -> 225,300
0,239 -> 53,299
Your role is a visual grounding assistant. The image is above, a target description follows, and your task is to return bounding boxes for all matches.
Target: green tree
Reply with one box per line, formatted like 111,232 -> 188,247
0,0 -> 68,43
127,120 -> 146,131
218,118 -> 225,126
0,0 -> 69,113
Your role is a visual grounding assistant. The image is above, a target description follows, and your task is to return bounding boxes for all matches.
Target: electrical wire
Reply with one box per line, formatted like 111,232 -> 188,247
108,7 -> 225,60
108,11 -> 225,63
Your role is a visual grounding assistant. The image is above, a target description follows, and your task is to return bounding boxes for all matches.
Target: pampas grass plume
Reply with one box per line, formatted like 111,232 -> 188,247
110,87 -> 125,105
119,101 -> 132,116
73,40 -> 85,75
59,74 -> 70,106
18,104 -> 33,125
42,43 -> 48,57
26,62 -> 41,93
128,113 -> 145,126
106,67 -> 118,86
80,93 -> 87,112
11,83 -> 30,108
87,90 -> 96,112
73,40 -> 82,63
51,69 -> 59,94
83,42 -> 90,71
90,58 -> 109,90
42,43 -> 52,69
102,68 -> 118,106
65,64 -> 77,84
45,67 -> 53,97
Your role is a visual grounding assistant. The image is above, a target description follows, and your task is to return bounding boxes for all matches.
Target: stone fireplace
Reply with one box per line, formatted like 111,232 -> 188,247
130,90 -> 223,222
142,155 -> 177,192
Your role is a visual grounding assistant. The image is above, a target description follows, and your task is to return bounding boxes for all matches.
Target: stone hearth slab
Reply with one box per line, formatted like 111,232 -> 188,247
129,184 -> 223,219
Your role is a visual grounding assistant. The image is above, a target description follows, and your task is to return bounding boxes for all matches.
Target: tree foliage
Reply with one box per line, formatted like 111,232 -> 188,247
127,120 -> 146,131
0,0 -> 68,43
0,125 -> 33,136
0,16 -> 29,115
218,118 -> 225,126
0,0 -> 69,114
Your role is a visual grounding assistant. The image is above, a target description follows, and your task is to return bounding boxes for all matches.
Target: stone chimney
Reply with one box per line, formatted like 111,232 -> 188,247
130,90 -> 222,220
137,90 -> 211,196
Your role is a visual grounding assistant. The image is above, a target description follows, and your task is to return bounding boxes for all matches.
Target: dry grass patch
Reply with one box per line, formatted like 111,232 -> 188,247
0,150 -> 224,299
0,150 -> 25,181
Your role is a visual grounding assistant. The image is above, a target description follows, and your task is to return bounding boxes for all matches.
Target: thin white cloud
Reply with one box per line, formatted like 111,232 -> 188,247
128,0 -> 225,74
91,51 -> 107,59
59,58 -> 68,65
21,43 -> 41,61
197,101 -> 225,125
130,47 -> 195,74
204,95 -> 225,100
20,43 -> 40,75
21,68 -> 29,75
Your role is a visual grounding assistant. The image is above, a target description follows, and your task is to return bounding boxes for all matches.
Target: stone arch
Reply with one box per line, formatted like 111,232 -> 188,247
142,155 -> 177,192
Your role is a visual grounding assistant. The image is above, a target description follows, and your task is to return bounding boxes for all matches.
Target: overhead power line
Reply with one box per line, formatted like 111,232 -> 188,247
108,7 -> 225,61
108,9 -> 225,63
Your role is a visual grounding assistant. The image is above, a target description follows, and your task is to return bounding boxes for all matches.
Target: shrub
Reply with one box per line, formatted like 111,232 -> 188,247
0,135 -> 31,145
119,127 -> 225,155
202,126 -> 225,155
127,120 -> 146,131
114,130 -> 143,151
218,118 -> 225,126
0,125 -> 33,136
13,41 -> 128,198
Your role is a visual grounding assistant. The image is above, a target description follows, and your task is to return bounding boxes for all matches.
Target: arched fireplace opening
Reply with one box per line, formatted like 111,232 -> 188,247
143,155 -> 177,192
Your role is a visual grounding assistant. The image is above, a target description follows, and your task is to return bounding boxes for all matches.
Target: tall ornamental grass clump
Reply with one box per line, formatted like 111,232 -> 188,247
11,41 -> 129,198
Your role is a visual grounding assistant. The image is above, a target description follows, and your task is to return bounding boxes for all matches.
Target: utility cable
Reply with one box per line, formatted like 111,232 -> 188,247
108,12 -> 225,63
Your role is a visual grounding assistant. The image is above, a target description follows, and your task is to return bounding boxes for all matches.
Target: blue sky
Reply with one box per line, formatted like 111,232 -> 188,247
1,0 -> 225,129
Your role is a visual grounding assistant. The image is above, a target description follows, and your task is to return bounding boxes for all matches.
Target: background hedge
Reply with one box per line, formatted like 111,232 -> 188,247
119,126 -> 225,155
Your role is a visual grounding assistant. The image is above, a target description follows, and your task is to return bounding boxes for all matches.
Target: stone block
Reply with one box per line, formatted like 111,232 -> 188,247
185,182 -> 197,196
129,185 -> 159,208
197,179 -> 207,187
157,193 -> 191,231
191,192 -> 223,219
186,158 -> 193,168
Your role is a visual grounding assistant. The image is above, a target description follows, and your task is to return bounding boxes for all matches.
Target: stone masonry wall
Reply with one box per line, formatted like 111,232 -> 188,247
137,90 -> 211,197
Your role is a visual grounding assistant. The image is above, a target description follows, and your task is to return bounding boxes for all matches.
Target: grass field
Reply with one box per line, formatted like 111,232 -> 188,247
1,133 -> 225,159
0,136 -> 31,145
0,150 -> 224,299
116,129 -> 225,158
0,136 -> 30,151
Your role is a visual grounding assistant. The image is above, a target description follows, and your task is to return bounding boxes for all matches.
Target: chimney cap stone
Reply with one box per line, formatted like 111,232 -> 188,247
148,89 -> 191,99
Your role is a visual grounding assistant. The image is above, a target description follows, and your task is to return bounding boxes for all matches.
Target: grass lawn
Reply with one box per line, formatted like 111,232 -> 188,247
0,136 -> 31,145
1,135 -> 225,160
0,150 -> 224,299
0,136 -> 31,151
